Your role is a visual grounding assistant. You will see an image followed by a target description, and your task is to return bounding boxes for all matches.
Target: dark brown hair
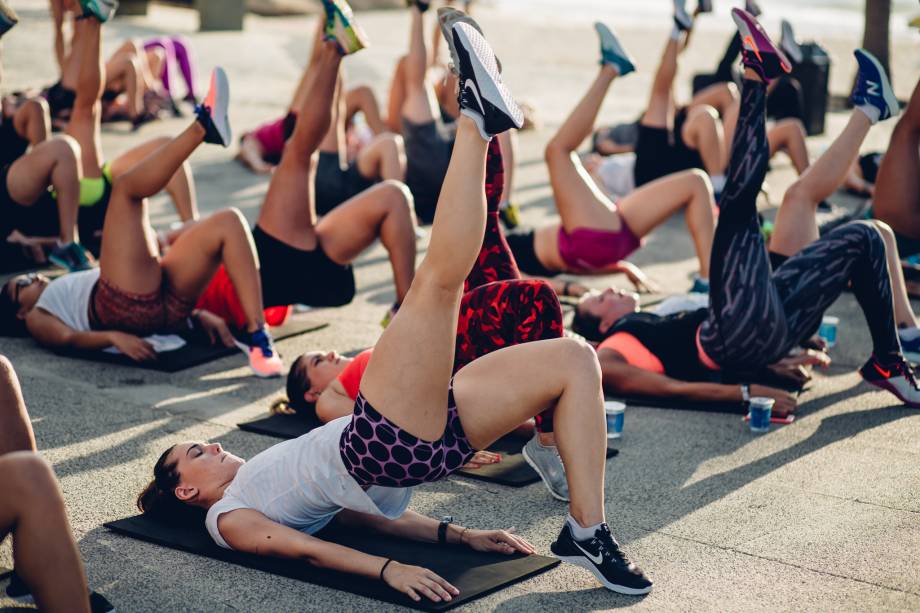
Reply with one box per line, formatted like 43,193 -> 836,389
269,353 -> 317,418
136,445 -> 205,526
0,282 -> 28,338
571,306 -> 606,342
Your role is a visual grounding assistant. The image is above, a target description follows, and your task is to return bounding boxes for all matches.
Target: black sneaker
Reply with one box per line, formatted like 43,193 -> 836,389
5,571 -> 115,612
551,522 -> 653,595
449,22 -> 523,140
195,67 -> 231,147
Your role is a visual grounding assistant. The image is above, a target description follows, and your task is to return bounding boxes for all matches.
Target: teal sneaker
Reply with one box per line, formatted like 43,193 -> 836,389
594,22 -> 635,76
80,0 -> 118,22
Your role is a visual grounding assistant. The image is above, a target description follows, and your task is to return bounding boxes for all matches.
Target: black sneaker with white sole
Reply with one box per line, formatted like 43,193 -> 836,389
196,67 -> 231,147
450,22 -> 523,140
551,522 -> 653,595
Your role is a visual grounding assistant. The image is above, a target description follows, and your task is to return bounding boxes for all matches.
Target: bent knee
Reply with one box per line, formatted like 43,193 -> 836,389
0,452 -> 57,495
870,219 -> 895,242
21,98 -> 49,119
0,355 -> 14,381
724,81 -> 740,101
47,135 -> 81,163
781,180 -> 811,209
212,206 -> 248,230
379,179 -> 415,213
558,337 -> 602,378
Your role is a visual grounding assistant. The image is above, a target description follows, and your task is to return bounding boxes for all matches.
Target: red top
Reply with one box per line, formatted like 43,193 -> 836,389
196,265 -> 291,329
336,349 -> 374,400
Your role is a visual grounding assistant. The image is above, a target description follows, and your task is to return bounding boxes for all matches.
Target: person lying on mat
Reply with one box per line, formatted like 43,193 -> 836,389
0,354 -> 113,613
0,67 -> 284,378
575,13 -> 920,416
139,11 -> 653,598
502,20 -> 715,293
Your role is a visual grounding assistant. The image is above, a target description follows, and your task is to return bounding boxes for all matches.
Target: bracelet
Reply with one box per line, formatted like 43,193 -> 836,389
459,527 -> 470,545
379,558 -> 393,582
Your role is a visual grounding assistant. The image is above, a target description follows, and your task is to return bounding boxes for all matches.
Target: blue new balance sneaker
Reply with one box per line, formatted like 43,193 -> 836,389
594,22 -> 635,77
852,48 -> 899,122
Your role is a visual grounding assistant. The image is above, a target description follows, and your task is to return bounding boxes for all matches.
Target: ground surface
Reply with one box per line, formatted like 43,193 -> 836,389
1,1 -> 919,611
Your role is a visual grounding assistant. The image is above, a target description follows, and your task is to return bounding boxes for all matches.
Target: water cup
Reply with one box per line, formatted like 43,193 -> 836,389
747,397 -> 774,434
604,401 -> 625,439
818,315 -> 839,348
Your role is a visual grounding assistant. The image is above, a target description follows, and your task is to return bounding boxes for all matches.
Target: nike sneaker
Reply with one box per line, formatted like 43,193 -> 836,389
437,7 -> 502,76
697,0 -> 713,14
852,48 -> 899,122
79,0 -> 118,22
522,435 -> 569,501
196,67 -> 232,147
731,8 -> 792,83
0,0 -> 18,38
450,21 -> 523,139
859,354 -> 920,408
235,327 -> 284,378
594,22 -> 636,76
673,0 -> 693,32
779,19 -> 803,64
551,522 -> 653,595
322,0 -> 368,56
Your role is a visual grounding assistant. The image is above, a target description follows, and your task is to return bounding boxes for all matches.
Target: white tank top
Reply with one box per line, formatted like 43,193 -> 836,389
34,268 -> 100,332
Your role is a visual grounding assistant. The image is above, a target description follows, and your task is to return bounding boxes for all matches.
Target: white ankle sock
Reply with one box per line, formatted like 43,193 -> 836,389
899,326 -> 920,342
670,24 -> 682,40
857,104 -> 880,125
567,514 -> 602,540
710,174 -> 726,192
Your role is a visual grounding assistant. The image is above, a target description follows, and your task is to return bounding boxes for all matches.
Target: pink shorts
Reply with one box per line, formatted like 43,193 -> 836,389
557,221 -> 641,272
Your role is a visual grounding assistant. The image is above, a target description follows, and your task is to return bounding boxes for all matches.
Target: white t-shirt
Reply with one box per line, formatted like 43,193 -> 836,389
34,268 -> 100,332
596,153 -> 637,198
206,416 -> 413,549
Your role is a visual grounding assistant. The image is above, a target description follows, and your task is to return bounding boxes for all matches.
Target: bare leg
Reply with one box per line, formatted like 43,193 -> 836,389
65,14 -> 104,179
0,356 -> 36,455
453,338 -> 607,527
355,132 -> 406,181
12,99 -> 51,146
680,105 -> 725,175
359,116 -> 487,441
345,85 -> 387,135
873,221 -> 919,328
545,65 -> 623,231
256,41 -> 342,250
0,453 -> 90,613
99,122 -> 206,294
6,137 -> 82,244
690,81 -> 740,168
873,78 -> 920,238
401,6 -> 440,125
385,56 -> 408,133
770,110 -> 872,257
617,169 -> 714,277
109,136 -> 199,221
317,181 -> 417,302
318,70 -> 345,162
640,36 -> 680,129
767,118 -> 809,174
497,130 -> 516,205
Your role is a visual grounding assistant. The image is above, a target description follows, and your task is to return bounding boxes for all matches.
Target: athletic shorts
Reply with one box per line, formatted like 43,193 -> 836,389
0,164 -> 60,240
314,151 -> 376,216
339,380 -> 476,488
633,108 -> 704,187
557,223 -> 641,272
504,229 -> 557,278
402,116 -> 455,224
253,224 -> 356,308
89,275 -> 196,335
0,117 -> 29,167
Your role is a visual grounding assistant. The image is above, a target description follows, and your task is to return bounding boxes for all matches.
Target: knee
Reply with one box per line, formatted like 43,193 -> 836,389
558,337 -> 602,382
0,452 -> 58,499
781,179 -> 811,209
380,179 -> 415,218
544,139 -> 568,165
377,132 -> 404,157
20,98 -> 49,122
351,85 -> 375,104
47,135 -> 81,167
0,354 -> 14,384
698,105 -> 720,125
724,81 -> 740,102
213,207 -> 249,233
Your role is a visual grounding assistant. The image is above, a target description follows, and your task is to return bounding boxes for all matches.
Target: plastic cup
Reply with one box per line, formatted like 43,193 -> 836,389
604,401 -> 625,439
818,315 -> 839,348
748,397 -> 774,434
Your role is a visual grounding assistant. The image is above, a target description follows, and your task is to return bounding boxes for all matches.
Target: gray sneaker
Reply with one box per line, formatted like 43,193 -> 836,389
522,435 -> 569,502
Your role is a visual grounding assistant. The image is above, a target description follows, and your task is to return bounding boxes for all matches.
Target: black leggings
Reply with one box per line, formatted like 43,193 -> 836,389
698,79 -> 900,370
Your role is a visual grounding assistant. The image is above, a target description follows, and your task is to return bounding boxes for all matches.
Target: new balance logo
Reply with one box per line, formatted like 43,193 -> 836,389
866,81 -> 881,97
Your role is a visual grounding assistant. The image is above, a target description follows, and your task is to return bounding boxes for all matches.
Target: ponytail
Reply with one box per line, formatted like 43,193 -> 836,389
136,445 -> 205,527
269,354 -> 317,419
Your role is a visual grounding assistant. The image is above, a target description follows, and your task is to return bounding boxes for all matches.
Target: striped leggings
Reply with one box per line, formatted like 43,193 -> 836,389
699,79 -> 900,370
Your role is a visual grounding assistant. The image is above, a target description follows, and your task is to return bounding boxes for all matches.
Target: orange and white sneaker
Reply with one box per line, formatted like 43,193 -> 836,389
235,327 -> 283,378
196,67 -> 232,147
322,0 -> 368,56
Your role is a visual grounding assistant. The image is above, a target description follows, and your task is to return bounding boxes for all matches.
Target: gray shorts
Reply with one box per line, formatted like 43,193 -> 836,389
314,151 -> 376,217
402,116 -> 455,224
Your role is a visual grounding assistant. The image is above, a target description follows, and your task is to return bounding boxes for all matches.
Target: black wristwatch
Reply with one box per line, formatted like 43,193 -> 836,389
438,515 -> 453,545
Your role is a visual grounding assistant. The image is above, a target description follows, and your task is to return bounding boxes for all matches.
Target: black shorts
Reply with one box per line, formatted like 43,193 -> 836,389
0,117 -> 29,167
633,108 -> 704,187
314,152 -> 376,216
253,224 -> 356,308
505,229 -> 556,278
0,164 -> 60,240
402,116 -> 455,224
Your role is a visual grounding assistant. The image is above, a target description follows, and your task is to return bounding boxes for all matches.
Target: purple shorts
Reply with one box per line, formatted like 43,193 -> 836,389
557,220 -> 641,273
339,380 -> 476,488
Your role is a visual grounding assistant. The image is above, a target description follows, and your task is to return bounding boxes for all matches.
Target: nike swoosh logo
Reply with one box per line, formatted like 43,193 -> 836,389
464,78 -> 484,113
574,540 -> 604,565
874,363 -> 891,378
743,35 -> 763,63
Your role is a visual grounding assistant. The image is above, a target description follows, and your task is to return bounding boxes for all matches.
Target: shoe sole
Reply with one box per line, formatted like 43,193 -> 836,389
453,23 -> 523,137
855,49 -> 899,120
521,445 -> 570,502
208,67 -> 232,147
232,339 -> 283,378
327,0 -> 368,54
731,8 -> 791,74
553,554 -> 653,595
438,7 -> 484,77
861,371 -> 920,408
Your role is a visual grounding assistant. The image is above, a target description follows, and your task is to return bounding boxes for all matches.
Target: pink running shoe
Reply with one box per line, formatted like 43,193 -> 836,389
235,327 -> 283,378
731,8 -> 791,83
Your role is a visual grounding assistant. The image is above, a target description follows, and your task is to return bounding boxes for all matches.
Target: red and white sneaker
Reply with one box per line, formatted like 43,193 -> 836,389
859,354 -> 920,408
235,327 -> 283,378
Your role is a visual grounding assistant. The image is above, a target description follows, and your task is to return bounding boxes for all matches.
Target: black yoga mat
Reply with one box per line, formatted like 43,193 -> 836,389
239,414 -> 617,487
105,515 -> 559,611
55,319 -> 328,373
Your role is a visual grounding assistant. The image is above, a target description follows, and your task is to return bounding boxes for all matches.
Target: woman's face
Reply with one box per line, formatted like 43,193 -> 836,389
578,287 -> 639,333
5,273 -> 49,317
168,441 -> 244,505
300,350 -> 349,396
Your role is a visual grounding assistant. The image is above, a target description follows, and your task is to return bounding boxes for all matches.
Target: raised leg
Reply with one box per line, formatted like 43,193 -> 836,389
12,99 -> 51,146
359,116 -> 488,441
680,105 -> 725,175
690,81 -> 740,168
65,15 -> 104,179
385,55 -> 408,133
640,36 -> 680,130
168,36 -> 199,100
401,6 -> 440,126
110,136 -> 199,221
355,132 -> 406,182
873,78 -> 920,238
767,118 -> 809,174
345,85 -> 388,135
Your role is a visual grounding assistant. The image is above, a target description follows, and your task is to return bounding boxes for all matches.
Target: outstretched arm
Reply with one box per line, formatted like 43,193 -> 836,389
26,309 -> 155,361
218,508 -> 459,604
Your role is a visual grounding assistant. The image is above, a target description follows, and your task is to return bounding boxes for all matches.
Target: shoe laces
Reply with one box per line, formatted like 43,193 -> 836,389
250,328 -> 275,358
895,358 -> 920,391
591,524 -> 630,566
